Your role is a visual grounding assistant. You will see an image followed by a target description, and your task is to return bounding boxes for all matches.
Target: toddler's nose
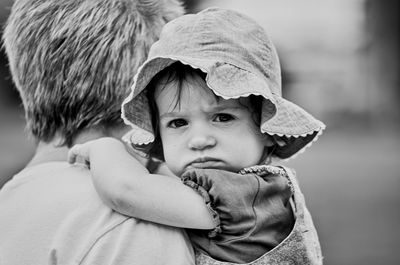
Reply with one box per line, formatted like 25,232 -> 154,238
188,134 -> 216,150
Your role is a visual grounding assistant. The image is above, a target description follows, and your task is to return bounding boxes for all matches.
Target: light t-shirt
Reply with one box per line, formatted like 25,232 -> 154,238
0,162 -> 194,265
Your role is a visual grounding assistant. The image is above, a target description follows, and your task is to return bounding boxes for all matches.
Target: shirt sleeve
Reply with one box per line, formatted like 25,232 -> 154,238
181,168 -> 294,264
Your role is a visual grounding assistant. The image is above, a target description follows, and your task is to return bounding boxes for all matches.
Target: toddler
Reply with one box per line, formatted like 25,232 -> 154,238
69,8 -> 325,264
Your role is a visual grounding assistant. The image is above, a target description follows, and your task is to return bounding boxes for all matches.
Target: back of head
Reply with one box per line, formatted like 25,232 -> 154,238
2,0 -> 184,146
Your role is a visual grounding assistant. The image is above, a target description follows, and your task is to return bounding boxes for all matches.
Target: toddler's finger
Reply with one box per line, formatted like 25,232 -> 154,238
68,144 -> 83,164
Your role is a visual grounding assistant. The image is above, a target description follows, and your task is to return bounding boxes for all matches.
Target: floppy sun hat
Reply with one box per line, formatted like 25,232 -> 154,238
122,7 -> 325,160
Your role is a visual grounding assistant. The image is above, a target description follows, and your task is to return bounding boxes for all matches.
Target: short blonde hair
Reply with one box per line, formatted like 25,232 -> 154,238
3,0 -> 184,146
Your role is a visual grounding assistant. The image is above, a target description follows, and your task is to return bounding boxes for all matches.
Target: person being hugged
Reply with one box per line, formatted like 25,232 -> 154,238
70,8 -> 325,264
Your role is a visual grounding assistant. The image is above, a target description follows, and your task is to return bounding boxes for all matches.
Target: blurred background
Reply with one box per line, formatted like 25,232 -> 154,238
0,0 -> 399,264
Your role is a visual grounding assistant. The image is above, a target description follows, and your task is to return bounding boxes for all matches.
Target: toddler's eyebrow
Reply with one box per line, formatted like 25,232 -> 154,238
212,105 -> 245,112
160,112 -> 182,120
159,106 -> 245,119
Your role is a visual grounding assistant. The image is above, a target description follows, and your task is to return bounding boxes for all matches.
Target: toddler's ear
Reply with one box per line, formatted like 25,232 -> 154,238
262,134 -> 275,147
265,134 -> 287,147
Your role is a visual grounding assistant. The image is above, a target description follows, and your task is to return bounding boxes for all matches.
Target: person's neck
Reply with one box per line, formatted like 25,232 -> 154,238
26,130 -> 111,168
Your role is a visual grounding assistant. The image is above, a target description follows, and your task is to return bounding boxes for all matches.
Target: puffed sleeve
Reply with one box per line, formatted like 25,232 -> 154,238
181,168 -> 294,263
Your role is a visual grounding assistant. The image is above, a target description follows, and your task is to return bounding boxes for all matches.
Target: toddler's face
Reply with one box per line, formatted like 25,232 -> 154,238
154,72 -> 271,176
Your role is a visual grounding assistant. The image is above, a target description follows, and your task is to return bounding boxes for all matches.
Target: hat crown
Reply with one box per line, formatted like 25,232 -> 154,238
149,7 -> 282,96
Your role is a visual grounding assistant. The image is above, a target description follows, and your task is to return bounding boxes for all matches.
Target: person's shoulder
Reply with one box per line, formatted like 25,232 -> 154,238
44,164 -> 193,264
0,162 -> 92,195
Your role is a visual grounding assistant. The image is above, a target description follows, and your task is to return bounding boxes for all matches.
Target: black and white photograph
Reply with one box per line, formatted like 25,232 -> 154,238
0,0 -> 398,264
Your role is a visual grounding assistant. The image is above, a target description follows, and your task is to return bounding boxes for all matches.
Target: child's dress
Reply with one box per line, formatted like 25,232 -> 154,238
181,165 -> 323,265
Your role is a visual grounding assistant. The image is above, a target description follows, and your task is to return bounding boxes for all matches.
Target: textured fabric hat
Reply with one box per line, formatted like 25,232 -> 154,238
122,7 -> 325,159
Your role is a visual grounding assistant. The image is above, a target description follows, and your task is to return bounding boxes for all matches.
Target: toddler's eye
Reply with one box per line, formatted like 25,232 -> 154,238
168,119 -> 188,128
214,113 -> 234,122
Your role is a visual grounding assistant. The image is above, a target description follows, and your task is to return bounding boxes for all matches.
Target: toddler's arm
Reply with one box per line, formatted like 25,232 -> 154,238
68,137 -> 215,229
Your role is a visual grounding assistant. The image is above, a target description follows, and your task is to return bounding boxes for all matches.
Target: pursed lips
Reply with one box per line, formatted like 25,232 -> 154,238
186,157 -> 224,169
